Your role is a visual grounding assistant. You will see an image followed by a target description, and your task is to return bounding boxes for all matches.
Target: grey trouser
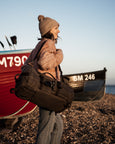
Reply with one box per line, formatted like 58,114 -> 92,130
36,107 -> 63,144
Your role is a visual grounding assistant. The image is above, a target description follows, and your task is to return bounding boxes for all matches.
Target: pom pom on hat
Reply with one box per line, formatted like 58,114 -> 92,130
38,15 -> 59,37
38,15 -> 44,22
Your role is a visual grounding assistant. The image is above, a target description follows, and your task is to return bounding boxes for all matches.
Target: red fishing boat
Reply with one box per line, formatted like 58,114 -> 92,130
0,49 -> 37,119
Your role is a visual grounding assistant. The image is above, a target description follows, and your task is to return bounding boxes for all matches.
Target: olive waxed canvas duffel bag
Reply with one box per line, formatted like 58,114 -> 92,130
11,63 -> 74,113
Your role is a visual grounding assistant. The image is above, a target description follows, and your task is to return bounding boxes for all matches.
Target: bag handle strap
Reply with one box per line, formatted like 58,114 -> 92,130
58,65 -> 64,81
41,72 -> 56,80
58,65 -> 63,76
34,40 -> 47,60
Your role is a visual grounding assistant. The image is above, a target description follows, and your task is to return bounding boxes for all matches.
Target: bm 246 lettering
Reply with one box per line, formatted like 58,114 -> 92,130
72,74 -> 95,81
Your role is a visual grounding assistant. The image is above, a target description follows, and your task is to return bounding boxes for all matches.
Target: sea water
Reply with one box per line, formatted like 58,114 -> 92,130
106,85 -> 115,95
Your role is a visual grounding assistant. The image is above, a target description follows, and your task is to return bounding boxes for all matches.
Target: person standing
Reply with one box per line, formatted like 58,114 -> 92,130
33,15 -> 64,144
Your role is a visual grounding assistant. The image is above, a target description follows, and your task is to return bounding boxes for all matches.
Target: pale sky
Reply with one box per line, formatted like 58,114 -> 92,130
0,0 -> 115,84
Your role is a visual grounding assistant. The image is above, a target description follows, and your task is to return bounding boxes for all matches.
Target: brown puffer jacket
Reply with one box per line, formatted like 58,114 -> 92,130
37,38 -> 63,81
24,38 -> 63,81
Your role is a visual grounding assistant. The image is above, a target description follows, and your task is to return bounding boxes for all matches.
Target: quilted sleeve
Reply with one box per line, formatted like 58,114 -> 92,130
38,40 -> 63,70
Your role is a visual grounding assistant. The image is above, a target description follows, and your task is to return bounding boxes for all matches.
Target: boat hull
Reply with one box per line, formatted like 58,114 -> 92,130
0,49 -> 36,118
63,68 -> 107,101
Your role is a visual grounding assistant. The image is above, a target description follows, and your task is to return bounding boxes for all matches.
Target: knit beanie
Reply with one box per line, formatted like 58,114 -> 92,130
38,15 -> 59,37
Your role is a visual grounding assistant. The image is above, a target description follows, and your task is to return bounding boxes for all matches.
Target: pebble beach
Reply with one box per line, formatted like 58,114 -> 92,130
0,94 -> 115,144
